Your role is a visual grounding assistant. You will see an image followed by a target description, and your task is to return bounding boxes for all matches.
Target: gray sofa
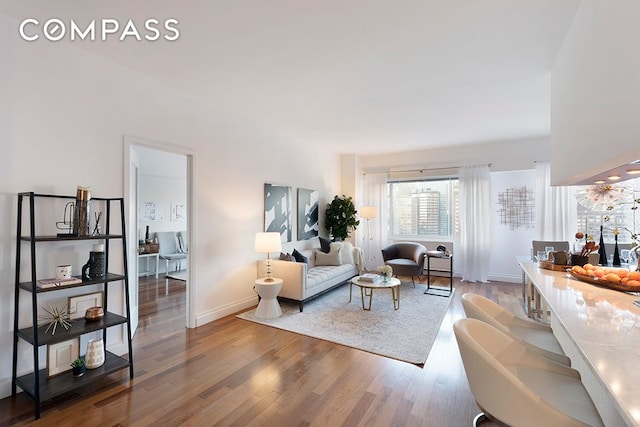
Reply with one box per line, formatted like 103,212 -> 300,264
257,241 -> 364,311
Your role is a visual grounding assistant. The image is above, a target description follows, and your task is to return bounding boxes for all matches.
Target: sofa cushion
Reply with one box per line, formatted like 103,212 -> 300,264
315,247 -> 342,266
306,264 -> 356,290
279,252 -> 293,261
318,236 -> 332,253
292,248 -> 308,263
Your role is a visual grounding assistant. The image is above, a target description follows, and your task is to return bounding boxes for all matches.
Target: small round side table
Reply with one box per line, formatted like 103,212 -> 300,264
254,278 -> 283,319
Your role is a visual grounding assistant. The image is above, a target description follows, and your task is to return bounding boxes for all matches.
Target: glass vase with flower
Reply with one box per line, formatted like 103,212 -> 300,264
377,265 -> 393,282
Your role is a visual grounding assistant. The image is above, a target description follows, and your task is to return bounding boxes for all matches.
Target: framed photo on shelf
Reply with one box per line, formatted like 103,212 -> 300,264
47,338 -> 79,377
68,291 -> 104,320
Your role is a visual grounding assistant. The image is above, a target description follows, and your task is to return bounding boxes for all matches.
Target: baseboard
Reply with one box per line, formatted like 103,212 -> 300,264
487,273 -> 521,283
196,295 -> 257,327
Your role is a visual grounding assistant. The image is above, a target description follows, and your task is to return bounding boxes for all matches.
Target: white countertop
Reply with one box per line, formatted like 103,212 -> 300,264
518,258 -> 640,426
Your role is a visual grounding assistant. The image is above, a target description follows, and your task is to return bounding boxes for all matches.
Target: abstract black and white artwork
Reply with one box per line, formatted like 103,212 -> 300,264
297,188 -> 319,240
264,183 -> 292,242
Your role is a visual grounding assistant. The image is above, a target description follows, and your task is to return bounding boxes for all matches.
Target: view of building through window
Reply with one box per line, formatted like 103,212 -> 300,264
386,176 -> 640,245
388,178 -> 460,238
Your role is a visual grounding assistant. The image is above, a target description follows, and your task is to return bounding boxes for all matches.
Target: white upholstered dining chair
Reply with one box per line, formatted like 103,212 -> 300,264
461,293 -> 570,366
454,318 -> 603,427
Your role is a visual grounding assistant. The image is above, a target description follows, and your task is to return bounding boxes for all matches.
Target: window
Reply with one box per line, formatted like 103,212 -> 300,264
388,178 -> 460,238
576,178 -> 640,244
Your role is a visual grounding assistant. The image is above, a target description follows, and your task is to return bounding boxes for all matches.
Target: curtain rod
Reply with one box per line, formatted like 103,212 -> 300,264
363,163 -> 492,175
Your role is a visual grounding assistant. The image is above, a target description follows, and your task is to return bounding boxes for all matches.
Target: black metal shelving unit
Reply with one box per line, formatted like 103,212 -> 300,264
11,192 -> 134,419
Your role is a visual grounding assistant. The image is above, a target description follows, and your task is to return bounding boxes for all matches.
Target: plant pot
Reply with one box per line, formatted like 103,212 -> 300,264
72,365 -> 85,377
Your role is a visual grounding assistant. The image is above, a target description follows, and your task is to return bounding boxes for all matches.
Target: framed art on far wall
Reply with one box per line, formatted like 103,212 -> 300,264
47,338 -> 79,377
264,183 -> 293,242
297,188 -> 319,240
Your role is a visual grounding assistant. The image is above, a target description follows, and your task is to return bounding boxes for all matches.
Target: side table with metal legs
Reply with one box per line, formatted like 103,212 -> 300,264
424,251 -> 453,297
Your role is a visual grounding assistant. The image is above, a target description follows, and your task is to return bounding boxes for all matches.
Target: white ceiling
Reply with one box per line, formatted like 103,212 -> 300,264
2,0 -> 581,155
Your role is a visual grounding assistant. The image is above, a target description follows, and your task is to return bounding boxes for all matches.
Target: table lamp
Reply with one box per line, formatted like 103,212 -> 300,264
254,232 -> 282,282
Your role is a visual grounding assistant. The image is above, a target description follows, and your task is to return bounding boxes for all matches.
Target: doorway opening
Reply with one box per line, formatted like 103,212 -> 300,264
124,138 -> 195,335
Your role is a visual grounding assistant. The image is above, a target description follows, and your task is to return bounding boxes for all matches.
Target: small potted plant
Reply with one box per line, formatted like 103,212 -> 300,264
71,357 -> 85,377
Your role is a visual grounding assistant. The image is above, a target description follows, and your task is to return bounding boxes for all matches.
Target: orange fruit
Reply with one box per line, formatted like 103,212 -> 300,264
628,271 -> 640,281
605,273 -> 621,283
617,269 -> 629,278
593,269 -> 605,277
572,266 -> 587,275
627,280 -> 640,287
584,263 -> 595,270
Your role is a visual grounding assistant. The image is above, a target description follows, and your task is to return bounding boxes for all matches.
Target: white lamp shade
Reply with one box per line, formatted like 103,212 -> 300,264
254,232 -> 282,253
360,206 -> 378,219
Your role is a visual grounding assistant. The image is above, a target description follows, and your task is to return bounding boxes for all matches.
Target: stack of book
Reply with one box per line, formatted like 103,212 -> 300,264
358,273 -> 380,282
37,277 -> 83,289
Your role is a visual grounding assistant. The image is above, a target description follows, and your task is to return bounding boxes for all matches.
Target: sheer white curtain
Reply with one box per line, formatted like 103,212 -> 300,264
459,165 -> 491,282
535,161 -> 577,241
359,173 -> 388,271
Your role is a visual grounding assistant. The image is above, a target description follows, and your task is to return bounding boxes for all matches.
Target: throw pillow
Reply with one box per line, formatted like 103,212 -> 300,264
292,248 -> 308,264
318,236 -> 331,253
340,241 -> 355,265
315,247 -> 342,266
279,252 -> 293,261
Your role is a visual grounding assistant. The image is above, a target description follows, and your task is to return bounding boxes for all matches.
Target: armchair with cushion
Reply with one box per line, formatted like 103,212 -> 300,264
381,242 -> 427,287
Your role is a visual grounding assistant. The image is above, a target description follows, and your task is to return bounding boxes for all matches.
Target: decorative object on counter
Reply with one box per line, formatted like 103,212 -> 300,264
70,358 -> 85,377
145,225 -> 151,243
92,211 -> 102,236
570,254 -> 589,267
324,195 -> 359,241
551,251 -> 571,265
612,229 -> 621,266
598,225 -> 608,266
85,338 -> 105,369
573,231 -> 585,254
55,201 -> 76,236
73,186 -> 91,236
84,306 -> 104,321
82,243 -> 105,280
569,264 -> 640,293
39,304 -> 73,335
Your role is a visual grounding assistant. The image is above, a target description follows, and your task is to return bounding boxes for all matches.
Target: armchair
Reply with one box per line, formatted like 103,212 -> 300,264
381,242 -> 427,287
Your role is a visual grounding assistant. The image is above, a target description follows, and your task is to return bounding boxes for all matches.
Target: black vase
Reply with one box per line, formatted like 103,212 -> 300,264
598,226 -> 607,266
82,251 -> 105,280
613,235 -> 621,266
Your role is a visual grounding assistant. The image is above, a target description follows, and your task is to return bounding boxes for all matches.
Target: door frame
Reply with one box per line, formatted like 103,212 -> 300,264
123,135 -> 196,329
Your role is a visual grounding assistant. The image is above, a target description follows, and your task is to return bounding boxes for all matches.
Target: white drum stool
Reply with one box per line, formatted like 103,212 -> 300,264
254,278 -> 283,319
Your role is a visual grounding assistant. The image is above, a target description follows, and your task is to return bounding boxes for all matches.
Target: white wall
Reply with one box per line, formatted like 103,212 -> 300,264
551,0 -> 640,185
490,170 -> 537,281
0,11 -> 340,399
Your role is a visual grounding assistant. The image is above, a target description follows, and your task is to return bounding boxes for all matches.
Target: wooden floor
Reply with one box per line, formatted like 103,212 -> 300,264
0,275 -> 525,426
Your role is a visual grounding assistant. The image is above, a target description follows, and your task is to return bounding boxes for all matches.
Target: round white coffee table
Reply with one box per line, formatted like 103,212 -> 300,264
254,278 -> 283,318
350,276 -> 401,310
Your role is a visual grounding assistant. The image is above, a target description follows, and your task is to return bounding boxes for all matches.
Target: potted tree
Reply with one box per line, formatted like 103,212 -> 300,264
324,195 -> 360,241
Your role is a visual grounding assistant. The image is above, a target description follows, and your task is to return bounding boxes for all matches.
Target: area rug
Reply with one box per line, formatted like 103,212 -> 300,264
237,282 -> 454,365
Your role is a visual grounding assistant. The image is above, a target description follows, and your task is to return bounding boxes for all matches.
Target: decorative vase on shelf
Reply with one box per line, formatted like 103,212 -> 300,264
85,338 -> 105,369
598,226 -> 608,266
612,235 -> 621,266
